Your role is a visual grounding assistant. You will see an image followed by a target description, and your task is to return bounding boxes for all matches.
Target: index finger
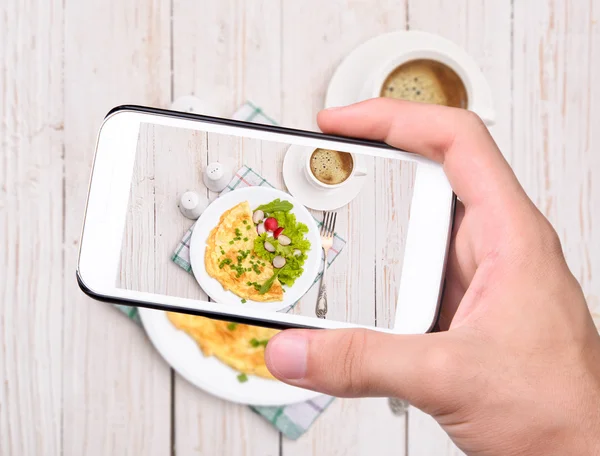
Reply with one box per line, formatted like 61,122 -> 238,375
317,98 -> 526,208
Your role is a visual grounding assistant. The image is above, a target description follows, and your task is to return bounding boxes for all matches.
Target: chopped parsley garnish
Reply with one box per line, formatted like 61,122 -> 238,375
249,338 -> 269,348
229,240 -> 234,245
243,237 -> 248,242
235,228 -> 242,237
241,298 -> 247,303
242,220 -> 248,224
227,322 -> 238,331
246,225 -> 251,230
218,258 -> 233,269
237,373 -> 248,383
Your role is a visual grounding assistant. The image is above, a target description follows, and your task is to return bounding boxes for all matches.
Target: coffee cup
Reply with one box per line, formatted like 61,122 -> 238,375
363,32 -> 495,125
304,148 -> 367,190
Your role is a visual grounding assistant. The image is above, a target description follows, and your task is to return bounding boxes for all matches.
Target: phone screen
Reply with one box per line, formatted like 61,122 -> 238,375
115,121 -> 418,330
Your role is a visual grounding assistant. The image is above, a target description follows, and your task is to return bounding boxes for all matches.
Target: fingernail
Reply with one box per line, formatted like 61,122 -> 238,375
323,105 -> 343,111
265,331 -> 308,380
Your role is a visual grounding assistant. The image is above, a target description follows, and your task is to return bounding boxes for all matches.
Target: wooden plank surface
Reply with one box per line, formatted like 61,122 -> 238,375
61,1 -> 173,455
0,1 -> 64,455
3,0 -> 600,455
513,0 -> 600,317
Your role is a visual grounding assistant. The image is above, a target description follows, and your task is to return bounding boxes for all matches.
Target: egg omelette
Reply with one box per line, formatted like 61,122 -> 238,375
167,312 -> 279,379
205,201 -> 284,302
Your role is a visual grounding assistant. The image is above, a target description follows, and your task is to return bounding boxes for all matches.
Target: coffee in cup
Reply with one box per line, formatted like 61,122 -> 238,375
304,148 -> 367,190
379,59 -> 468,108
309,148 -> 354,185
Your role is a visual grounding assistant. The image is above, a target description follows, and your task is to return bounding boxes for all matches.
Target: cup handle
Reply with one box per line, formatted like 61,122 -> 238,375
355,166 -> 368,177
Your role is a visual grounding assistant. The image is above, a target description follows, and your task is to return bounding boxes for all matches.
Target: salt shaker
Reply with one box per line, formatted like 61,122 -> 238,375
203,162 -> 232,193
178,191 -> 208,220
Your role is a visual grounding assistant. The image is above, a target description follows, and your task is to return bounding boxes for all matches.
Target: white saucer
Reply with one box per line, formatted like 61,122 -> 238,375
282,144 -> 368,211
325,31 -> 495,125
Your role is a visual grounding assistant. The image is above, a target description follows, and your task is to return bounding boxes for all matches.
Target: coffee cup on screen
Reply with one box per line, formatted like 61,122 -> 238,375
304,148 -> 367,190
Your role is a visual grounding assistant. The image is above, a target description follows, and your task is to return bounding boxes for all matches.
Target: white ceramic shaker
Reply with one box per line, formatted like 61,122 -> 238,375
177,191 -> 209,220
203,162 -> 232,193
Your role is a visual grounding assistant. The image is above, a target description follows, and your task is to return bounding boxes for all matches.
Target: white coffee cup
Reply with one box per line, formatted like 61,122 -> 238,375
363,32 -> 495,125
304,148 -> 367,190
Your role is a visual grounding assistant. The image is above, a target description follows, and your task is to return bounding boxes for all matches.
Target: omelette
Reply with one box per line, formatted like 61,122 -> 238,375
167,312 -> 279,379
205,201 -> 284,302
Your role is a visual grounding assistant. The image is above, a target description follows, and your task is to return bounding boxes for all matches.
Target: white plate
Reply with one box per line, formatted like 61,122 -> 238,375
282,144 -> 368,211
325,31 -> 495,124
189,186 -> 321,312
139,307 -> 322,405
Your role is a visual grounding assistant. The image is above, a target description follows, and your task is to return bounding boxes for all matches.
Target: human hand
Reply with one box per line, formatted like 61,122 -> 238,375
265,99 -> 600,455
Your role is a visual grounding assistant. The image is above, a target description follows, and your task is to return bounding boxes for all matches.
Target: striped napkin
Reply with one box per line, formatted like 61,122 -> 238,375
116,102 -> 341,440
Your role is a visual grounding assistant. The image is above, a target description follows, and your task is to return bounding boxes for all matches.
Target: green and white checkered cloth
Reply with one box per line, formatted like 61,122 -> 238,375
115,102 -> 343,440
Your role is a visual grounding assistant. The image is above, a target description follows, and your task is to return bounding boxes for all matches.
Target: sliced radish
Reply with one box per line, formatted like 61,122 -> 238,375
264,241 -> 276,253
257,222 -> 266,235
272,256 -> 286,268
273,227 -> 284,239
278,234 -> 291,246
252,210 -> 265,224
293,249 -> 302,257
264,217 -> 278,232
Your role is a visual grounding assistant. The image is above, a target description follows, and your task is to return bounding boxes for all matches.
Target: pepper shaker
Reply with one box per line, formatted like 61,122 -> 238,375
203,162 -> 232,193
178,191 -> 208,220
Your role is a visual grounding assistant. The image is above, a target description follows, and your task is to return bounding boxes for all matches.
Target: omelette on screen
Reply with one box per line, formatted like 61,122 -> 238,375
204,199 -> 311,302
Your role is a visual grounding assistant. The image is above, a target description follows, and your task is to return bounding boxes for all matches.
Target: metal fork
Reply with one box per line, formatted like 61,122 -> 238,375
316,212 -> 337,318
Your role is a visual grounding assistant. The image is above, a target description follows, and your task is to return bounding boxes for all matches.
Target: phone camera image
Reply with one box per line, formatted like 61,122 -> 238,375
114,121 -> 418,330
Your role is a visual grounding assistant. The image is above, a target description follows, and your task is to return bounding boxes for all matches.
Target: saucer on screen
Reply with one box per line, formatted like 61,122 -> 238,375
325,31 -> 495,125
282,144 -> 367,211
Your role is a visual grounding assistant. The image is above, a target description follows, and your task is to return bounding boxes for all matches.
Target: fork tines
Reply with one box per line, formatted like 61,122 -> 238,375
320,212 -> 337,238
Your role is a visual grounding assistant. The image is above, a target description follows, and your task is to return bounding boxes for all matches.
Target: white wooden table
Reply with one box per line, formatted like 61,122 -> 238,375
2,1 -> 599,455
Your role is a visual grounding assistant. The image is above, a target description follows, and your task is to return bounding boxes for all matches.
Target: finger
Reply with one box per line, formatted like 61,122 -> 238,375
318,99 -> 527,208
265,328 -> 465,409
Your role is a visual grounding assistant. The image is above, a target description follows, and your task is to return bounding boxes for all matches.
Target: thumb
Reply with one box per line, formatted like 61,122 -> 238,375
265,328 -> 464,407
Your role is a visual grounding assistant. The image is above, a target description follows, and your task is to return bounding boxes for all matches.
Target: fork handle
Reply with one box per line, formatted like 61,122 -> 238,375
316,250 -> 329,319
316,284 -> 327,319
316,285 -> 327,319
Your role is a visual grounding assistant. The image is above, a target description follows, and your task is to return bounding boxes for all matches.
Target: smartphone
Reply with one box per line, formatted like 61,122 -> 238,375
77,105 -> 455,334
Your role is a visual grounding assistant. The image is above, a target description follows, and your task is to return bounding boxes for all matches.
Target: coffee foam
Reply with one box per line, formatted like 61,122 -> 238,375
310,149 -> 353,185
380,59 -> 468,108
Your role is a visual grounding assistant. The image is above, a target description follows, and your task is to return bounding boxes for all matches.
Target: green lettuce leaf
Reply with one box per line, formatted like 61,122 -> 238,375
256,199 -> 293,213
252,202 -> 313,289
